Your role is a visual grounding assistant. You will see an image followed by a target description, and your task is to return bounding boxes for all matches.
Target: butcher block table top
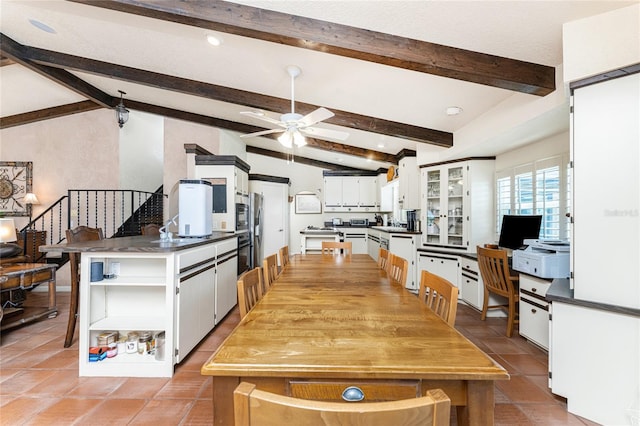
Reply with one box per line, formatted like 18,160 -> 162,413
201,254 -> 508,425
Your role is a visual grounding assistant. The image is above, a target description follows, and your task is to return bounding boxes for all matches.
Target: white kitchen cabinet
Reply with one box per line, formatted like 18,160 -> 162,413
214,238 -> 239,325
323,173 -> 379,212
78,237 -> 238,378
388,233 -> 418,291
234,168 -> 249,199
367,228 -> 381,260
460,257 -> 483,310
518,274 -> 551,350
420,159 -> 494,253
398,156 -> 420,210
417,251 -> 459,289
343,228 -> 368,255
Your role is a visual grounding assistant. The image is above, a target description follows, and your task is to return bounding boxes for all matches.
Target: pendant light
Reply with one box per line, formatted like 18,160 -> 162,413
115,90 -> 129,128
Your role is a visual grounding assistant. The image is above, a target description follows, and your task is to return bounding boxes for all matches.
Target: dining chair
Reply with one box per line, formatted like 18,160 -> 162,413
321,241 -> 352,258
387,253 -> 408,286
262,253 -> 279,294
65,226 -> 104,348
278,245 -> 290,271
233,381 -> 451,426
140,223 -> 161,236
378,247 -> 390,271
476,245 -> 520,337
237,267 -> 263,319
418,270 -> 459,327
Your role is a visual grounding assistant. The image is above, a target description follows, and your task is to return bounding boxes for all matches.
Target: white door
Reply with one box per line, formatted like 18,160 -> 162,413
259,182 -> 288,262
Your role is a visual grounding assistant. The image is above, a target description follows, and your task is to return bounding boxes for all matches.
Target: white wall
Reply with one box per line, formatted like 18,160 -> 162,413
119,110 -> 164,193
563,3 -> 640,83
495,131 -> 569,172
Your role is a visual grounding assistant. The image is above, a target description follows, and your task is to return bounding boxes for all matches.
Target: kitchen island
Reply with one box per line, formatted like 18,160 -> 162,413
41,233 -> 238,377
299,227 -> 342,254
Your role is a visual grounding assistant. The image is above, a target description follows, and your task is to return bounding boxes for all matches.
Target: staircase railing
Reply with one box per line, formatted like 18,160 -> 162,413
20,188 -> 164,264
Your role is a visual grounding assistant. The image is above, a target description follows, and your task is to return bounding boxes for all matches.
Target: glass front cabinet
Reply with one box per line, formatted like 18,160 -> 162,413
420,159 -> 495,252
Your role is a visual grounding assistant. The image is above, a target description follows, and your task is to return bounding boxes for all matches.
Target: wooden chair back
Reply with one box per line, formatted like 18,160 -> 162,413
237,267 -> 263,319
387,253 -> 408,286
378,247 -> 390,271
65,226 -> 104,347
278,245 -> 290,270
141,223 -> 161,236
321,241 -> 352,258
476,245 -> 520,337
233,382 -> 451,426
262,253 -> 279,294
418,270 -> 459,327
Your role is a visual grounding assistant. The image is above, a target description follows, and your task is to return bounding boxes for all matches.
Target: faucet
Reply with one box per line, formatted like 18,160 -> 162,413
159,214 -> 179,242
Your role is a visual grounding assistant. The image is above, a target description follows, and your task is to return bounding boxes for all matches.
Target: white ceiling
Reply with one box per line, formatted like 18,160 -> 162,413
1,0 -> 635,170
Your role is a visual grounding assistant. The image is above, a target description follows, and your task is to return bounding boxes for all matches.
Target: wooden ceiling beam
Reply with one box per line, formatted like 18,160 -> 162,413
71,0 -> 555,96
0,34 -> 114,108
246,146 -> 362,172
21,43 -> 452,147
0,101 -> 101,129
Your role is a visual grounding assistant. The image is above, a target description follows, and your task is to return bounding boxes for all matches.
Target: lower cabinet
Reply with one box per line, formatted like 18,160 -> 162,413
367,229 -> 381,260
389,234 -> 418,291
343,229 -> 368,255
518,274 -> 551,350
460,257 -> 483,310
417,251 -> 460,289
78,238 -> 237,378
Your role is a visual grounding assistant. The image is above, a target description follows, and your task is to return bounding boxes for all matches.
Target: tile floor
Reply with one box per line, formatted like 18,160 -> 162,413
0,292 -> 600,425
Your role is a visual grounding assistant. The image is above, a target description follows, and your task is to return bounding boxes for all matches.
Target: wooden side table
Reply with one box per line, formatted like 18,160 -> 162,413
0,263 -> 57,331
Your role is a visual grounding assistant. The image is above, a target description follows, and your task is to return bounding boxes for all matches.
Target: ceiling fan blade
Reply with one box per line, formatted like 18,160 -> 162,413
300,126 -> 349,141
298,107 -> 334,127
240,128 -> 284,138
240,111 -> 284,126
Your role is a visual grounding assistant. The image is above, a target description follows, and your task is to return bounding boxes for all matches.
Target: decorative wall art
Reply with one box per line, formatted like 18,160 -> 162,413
0,161 -> 33,217
295,192 -> 322,214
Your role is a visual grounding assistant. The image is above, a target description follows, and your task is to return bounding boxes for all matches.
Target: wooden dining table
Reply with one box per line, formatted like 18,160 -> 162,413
201,254 -> 509,425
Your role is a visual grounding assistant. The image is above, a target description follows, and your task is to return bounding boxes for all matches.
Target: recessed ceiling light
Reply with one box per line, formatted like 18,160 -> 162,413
446,106 -> 463,116
29,19 -> 56,34
206,34 -> 222,46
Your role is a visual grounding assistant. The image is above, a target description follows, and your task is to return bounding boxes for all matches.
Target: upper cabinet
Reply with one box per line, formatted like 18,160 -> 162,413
420,158 -> 495,252
398,156 -> 420,210
323,172 -> 379,212
234,168 -> 249,199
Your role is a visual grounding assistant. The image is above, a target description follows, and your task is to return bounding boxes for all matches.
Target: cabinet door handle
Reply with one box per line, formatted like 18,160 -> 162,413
531,308 -> 537,314
342,386 -> 365,402
532,288 -> 537,293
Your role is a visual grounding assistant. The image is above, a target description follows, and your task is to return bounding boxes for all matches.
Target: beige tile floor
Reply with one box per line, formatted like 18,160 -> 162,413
1,292 -> 600,425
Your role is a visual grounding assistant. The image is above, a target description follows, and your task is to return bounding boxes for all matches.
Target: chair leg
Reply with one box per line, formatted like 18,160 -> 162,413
480,287 -> 489,321
506,298 -> 516,338
64,278 -> 79,348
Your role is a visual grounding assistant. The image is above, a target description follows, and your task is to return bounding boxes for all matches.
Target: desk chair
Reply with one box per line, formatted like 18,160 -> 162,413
278,245 -> 290,271
234,382 -> 450,426
418,270 -> 459,327
387,253 -> 408,286
476,245 -> 520,337
65,226 -> 104,347
321,241 -> 352,258
237,267 -> 263,319
378,247 -> 391,271
262,253 -> 279,294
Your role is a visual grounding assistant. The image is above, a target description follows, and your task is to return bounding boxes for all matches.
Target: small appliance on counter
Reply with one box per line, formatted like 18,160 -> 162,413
332,218 -> 343,226
512,239 -> 570,279
406,210 -> 418,231
178,179 -> 213,237
349,218 -> 369,226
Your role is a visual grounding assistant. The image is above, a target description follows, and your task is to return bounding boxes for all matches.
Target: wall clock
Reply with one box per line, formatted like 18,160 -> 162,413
0,161 -> 33,217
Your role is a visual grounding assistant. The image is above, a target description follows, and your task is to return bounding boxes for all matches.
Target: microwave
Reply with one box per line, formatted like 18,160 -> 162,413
349,218 -> 369,226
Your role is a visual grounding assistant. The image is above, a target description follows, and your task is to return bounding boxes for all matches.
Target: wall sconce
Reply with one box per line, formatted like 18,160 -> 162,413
115,90 -> 129,128
24,192 -> 40,225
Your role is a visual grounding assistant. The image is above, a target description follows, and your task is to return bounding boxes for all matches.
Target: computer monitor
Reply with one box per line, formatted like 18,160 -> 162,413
498,215 -> 542,250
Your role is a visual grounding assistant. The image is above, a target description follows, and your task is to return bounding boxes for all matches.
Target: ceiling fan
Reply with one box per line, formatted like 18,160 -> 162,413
240,65 -> 349,148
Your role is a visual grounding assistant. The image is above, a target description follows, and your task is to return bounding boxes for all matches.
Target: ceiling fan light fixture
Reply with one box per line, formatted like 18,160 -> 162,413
115,90 -> 129,128
278,130 -> 293,148
293,131 -> 306,147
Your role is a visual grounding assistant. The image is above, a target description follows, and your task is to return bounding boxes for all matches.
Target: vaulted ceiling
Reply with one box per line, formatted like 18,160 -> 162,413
1,1 -> 634,170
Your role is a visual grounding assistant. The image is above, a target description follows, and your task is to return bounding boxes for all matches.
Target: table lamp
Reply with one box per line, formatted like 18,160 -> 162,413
24,192 -> 40,226
0,218 -> 22,260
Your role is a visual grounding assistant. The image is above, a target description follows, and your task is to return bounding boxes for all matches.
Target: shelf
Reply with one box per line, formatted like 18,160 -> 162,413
90,275 -> 166,286
89,316 -> 166,331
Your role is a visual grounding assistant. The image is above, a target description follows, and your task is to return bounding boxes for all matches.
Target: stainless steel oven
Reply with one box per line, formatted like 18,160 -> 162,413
237,231 -> 251,275
236,203 -> 249,232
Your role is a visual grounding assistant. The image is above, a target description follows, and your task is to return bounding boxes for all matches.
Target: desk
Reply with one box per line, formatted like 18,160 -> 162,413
201,254 -> 508,425
0,263 -> 57,331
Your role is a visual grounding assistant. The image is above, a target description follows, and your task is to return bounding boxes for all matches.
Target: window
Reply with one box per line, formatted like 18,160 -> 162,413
495,155 -> 570,241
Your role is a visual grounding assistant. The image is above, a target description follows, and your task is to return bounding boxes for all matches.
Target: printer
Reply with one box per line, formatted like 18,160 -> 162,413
512,239 -> 570,279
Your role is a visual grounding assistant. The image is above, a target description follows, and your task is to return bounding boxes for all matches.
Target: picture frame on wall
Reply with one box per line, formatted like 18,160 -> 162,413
295,192 -> 322,214
0,161 -> 33,217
